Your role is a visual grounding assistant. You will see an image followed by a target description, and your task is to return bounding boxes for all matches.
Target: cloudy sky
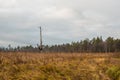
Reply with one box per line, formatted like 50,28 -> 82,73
0,0 -> 120,47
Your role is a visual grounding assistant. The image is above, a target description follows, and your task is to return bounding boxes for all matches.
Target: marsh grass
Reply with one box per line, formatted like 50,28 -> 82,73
0,52 -> 119,80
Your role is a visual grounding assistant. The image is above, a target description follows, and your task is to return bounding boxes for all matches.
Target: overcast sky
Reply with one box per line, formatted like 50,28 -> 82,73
0,0 -> 120,47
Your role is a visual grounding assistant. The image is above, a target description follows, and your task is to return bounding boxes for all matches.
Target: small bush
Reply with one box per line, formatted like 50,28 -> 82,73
106,66 -> 120,80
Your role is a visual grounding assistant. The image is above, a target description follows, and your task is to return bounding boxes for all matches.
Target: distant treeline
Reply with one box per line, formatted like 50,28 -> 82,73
0,36 -> 120,53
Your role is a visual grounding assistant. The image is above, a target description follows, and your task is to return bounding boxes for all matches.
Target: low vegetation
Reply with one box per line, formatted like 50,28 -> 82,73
0,52 -> 120,80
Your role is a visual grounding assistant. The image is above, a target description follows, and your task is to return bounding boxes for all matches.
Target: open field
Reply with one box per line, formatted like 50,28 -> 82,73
0,52 -> 120,80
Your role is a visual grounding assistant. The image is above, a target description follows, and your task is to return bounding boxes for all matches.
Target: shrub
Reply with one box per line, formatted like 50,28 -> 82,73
106,66 -> 120,80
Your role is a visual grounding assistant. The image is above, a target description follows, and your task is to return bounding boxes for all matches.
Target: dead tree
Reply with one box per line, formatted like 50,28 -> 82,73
39,26 -> 43,51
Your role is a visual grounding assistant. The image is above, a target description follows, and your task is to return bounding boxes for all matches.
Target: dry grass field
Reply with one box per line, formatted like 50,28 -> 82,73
0,52 -> 120,80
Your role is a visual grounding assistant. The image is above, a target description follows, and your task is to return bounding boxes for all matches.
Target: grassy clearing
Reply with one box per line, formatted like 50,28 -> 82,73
0,52 -> 120,80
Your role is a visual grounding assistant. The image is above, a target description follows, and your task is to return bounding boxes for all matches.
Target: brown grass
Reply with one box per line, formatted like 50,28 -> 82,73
0,52 -> 120,80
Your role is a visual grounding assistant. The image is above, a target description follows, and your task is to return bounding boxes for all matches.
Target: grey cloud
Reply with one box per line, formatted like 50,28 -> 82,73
0,0 -> 120,47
